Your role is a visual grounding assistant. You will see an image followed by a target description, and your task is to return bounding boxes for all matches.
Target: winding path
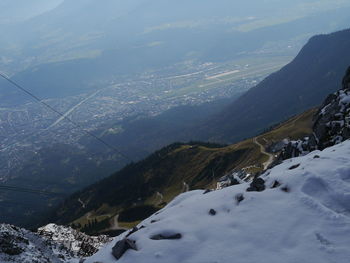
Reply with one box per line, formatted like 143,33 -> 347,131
253,137 -> 274,170
110,214 -> 128,231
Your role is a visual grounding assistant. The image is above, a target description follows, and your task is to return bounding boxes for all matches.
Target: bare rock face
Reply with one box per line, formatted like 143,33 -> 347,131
37,224 -> 112,258
313,67 -> 350,149
281,67 -> 350,159
247,177 -> 265,192
0,223 -> 112,263
0,224 -> 74,263
112,238 -> 137,260
150,233 -> 182,240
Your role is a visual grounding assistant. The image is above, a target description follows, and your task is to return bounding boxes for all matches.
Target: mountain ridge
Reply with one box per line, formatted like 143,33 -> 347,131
201,28 -> 350,143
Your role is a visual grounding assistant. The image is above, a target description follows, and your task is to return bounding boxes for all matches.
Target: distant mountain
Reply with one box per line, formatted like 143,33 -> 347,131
202,28 -> 350,143
1,1 -> 350,102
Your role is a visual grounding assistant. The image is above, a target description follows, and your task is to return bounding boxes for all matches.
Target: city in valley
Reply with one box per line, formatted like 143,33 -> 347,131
0,55 -> 290,181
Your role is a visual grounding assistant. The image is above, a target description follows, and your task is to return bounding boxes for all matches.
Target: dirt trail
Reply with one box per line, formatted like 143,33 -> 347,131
253,137 -> 274,170
110,214 -> 128,231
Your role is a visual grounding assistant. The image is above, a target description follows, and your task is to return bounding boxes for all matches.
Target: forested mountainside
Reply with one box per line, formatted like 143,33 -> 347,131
48,108 -> 315,234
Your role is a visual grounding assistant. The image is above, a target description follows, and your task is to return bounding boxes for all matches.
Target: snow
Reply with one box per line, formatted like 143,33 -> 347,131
86,140 -> 350,263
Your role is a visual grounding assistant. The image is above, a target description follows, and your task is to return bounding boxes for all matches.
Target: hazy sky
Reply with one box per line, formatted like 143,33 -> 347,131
0,0 -> 63,24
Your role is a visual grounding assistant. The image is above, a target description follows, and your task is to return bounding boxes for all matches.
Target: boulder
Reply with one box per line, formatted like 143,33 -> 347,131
247,177 -> 265,192
150,233 -> 182,240
235,193 -> 244,204
112,238 -> 137,260
209,209 -> 217,216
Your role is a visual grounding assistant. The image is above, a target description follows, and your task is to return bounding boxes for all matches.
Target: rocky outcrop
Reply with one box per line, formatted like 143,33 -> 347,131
246,177 -> 265,192
216,170 -> 248,190
281,67 -> 350,159
38,224 -> 111,258
0,224 -> 75,263
0,223 -> 112,263
313,67 -> 350,149
112,238 -> 137,260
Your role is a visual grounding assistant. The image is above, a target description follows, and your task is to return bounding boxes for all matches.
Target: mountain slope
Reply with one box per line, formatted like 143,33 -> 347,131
49,64 -> 350,235
203,28 -> 350,143
86,139 -> 350,263
48,108 -> 316,232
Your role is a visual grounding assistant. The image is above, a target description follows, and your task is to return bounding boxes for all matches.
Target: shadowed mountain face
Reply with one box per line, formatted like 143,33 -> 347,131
202,28 -> 350,143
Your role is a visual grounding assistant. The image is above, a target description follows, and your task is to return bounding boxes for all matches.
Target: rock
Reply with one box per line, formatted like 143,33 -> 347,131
235,194 -> 244,204
209,209 -> 217,216
0,239 -> 24,256
281,186 -> 290,193
37,223 -> 111,257
112,238 -> 137,260
150,233 -> 182,240
288,164 -> 300,170
216,170 -> 247,190
126,227 -> 139,238
342,67 -> 350,89
203,189 -> 212,194
0,223 -> 88,262
247,177 -> 265,192
271,180 -> 281,188
279,67 -> 350,160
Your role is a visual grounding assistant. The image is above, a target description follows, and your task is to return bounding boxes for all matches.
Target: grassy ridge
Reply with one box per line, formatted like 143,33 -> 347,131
49,108 -> 316,234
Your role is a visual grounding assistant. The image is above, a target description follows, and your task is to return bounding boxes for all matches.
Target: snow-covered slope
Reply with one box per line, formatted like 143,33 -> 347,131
86,140 -> 350,263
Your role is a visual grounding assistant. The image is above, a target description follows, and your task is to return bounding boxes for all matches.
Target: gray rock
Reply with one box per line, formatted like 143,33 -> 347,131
247,177 -> 265,192
280,67 -> 350,160
150,233 -> 182,240
112,238 -> 137,260
209,209 -> 217,216
235,193 -> 244,204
